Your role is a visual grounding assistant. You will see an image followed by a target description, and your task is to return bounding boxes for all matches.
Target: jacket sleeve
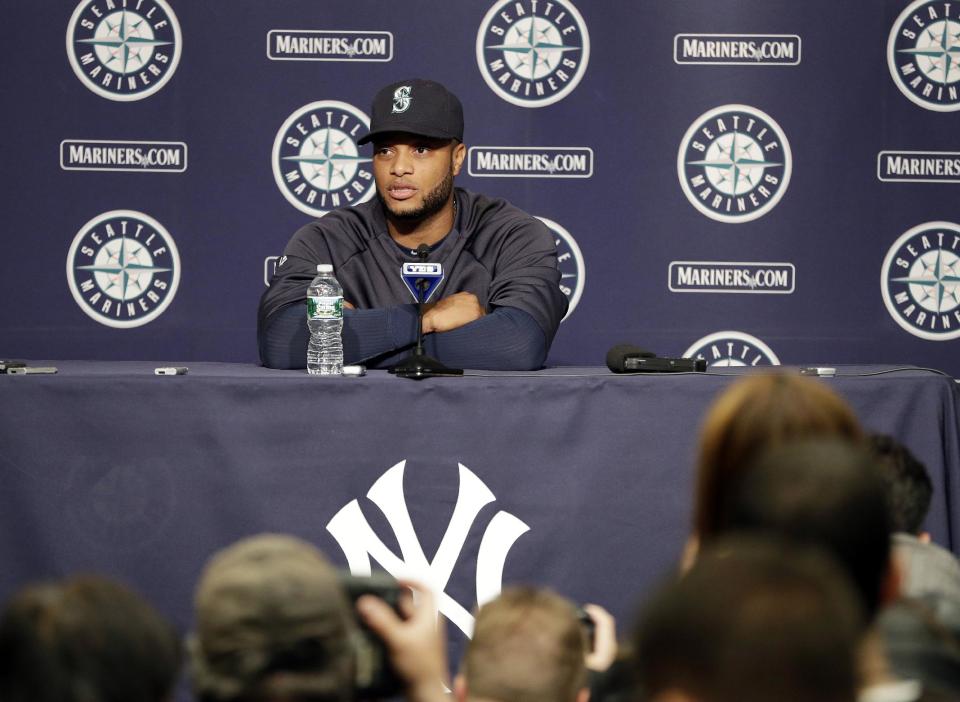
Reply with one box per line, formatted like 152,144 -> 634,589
485,215 -> 568,349
258,302 -> 421,369
258,302 -> 545,371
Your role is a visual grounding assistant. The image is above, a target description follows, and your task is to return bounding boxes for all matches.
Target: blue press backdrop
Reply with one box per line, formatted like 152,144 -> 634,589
1,0 -> 958,373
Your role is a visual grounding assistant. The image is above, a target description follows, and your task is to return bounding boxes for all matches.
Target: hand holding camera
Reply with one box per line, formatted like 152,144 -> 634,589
356,579 -> 448,702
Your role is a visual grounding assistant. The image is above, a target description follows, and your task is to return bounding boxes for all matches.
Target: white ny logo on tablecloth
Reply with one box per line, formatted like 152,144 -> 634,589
326,460 -> 529,637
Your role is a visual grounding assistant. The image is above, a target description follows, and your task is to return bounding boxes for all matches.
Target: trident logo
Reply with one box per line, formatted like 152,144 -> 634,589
326,461 -> 529,637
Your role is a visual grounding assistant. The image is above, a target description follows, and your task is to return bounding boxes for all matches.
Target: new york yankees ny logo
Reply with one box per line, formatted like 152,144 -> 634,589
326,461 -> 529,637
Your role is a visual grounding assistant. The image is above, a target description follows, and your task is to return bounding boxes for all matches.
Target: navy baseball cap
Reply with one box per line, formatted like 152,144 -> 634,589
357,78 -> 464,145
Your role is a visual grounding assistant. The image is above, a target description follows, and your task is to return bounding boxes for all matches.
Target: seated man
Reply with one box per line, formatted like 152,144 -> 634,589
258,78 -> 567,371
0,575 -> 181,702
453,586 -> 589,702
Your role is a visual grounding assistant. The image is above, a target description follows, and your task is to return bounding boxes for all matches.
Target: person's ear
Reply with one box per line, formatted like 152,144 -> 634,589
918,531 -> 931,544
452,141 -> 466,176
454,673 -> 468,702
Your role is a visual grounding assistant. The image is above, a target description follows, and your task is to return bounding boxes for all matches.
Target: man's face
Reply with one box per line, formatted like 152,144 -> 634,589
372,134 -> 466,222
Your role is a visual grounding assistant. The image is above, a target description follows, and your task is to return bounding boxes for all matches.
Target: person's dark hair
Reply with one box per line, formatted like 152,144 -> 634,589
870,433 -> 933,535
634,536 -> 862,702
694,373 -> 864,540
718,437 -> 892,622
0,575 -> 181,702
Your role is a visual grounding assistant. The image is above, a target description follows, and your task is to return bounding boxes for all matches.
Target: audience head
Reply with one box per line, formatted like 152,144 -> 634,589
0,574 -> 181,702
718,437 -> 893,623
870,433 -> 932,536
694,372 -> 864,540
634,536 -> 863,702
457,586 -> 588,702
189,533 -> 355,702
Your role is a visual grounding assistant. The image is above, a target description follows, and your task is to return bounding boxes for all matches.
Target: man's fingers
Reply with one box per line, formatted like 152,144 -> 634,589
583,604 -> 615,633
583,603 -> 618,672
356,594 -> 400,635
397,588 -> 416,619
395,579 -> 434,606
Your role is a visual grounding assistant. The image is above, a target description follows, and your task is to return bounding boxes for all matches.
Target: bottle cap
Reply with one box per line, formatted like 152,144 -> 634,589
316,264 -> 333,273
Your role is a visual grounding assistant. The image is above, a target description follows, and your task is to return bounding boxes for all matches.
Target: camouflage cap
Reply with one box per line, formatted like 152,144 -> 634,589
190,534 -> 355,702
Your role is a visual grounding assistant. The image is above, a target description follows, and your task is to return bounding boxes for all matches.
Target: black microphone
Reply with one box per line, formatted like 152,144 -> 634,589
390,248 -> 463,380
414,243 -> 431,296
605,344 -> 655,372
606,344 -> 706,373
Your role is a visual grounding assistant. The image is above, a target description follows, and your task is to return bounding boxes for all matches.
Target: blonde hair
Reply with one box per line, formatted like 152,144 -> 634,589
462,587 -> 587,702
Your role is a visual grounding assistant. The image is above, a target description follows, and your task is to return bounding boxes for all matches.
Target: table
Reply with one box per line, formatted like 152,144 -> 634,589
1,362 -> 958,667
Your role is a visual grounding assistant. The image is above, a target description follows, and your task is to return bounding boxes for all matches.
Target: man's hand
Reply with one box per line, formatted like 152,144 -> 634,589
421,292 -> 485,334
356,580 -> 448,702
583,604 -> 618,672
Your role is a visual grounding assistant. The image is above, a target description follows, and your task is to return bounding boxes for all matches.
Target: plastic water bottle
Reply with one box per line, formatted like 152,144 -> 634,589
306,264 -> 343,375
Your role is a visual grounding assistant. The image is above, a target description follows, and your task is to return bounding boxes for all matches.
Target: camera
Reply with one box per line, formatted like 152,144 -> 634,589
340,571 -> 405,698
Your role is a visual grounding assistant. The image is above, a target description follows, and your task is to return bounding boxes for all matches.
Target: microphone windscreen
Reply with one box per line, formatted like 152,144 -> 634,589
605,344 -> 656,373
415,243 -> 431,260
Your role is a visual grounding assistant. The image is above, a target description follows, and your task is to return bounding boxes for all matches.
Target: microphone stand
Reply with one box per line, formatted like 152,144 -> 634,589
390,254 -> 463,380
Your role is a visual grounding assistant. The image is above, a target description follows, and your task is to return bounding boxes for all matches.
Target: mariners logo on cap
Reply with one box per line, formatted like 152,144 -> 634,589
66,0 -> 181,101
392,85 -> 412,113
272,100 -> 376,217
887,0 -> 960,112
66,210 -> 180,328
678,105 -> 792,224
537,216 -> 584,321
476,0 -> 590,108
683,331 -> 781,367
881,222 -> 960,340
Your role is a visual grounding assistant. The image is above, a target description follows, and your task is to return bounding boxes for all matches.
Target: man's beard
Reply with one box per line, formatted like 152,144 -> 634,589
378,168 -> 454,222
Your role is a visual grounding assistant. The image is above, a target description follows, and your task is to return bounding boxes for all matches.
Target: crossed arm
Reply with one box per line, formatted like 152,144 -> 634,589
258,293 -> 549,371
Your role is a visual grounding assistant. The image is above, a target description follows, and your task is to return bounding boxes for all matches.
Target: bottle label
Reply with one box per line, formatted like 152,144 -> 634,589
307,295 -> 343,319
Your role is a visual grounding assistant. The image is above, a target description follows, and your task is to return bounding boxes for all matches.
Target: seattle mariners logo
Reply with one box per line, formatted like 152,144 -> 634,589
476,0 -> 590,108
683,331 -> 781,367
66,210 -> 180,328
881,221 -> 960,340
66,0 -> 181,102
537,216 -> 584,321
392,85 -> 412,113
678,105 -> 792,223
887,0 -> 960,112
327,461 -> 529,638
272,101 -> 376,217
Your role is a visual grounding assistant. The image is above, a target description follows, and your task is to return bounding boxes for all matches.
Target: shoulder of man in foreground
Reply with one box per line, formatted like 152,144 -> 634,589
893,533 -> 960,602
